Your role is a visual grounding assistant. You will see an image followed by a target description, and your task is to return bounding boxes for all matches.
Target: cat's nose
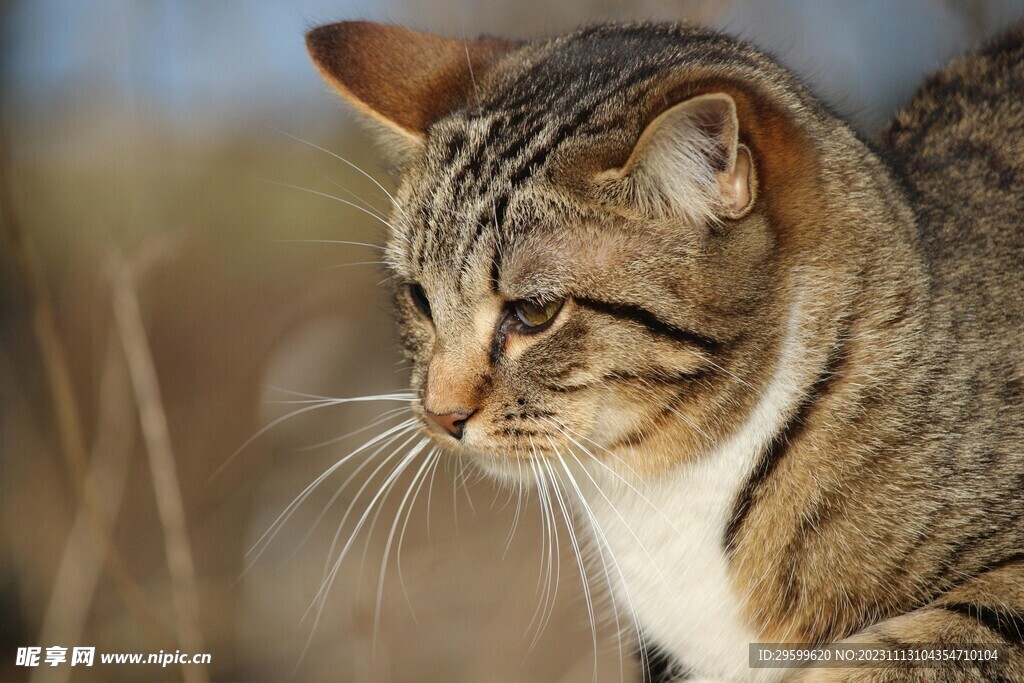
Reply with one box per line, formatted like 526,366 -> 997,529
425,409 -> 476,440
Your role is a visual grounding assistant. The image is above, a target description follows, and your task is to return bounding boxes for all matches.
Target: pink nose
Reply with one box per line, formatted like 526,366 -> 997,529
425,409 -> 475,440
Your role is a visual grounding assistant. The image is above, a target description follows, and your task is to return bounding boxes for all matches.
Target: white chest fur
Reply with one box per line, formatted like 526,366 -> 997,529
581,295 -> 808,682
585,443 -> 771,682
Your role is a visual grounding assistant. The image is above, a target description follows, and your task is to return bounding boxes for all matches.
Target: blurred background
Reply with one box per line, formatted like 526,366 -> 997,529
1,0 -> 1022,681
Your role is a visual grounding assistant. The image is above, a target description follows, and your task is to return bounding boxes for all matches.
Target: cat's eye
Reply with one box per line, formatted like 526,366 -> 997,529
408,284 -> 432,319
512,299 -> 563,330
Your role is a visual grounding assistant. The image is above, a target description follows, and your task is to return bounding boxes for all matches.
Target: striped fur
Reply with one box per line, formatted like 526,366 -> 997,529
307,22 -> 1024,682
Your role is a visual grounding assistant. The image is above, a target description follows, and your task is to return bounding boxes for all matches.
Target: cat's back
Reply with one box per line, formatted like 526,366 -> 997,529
881,26 -> 1024,304
880,26 -> 1023,462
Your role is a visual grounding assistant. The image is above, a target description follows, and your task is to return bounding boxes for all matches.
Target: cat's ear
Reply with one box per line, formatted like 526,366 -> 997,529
601,92 -> 757,223
306,22 -> 520,149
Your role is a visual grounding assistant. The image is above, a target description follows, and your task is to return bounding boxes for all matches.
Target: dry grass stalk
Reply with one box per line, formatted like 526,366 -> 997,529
108,246 -> 209,683
32,335 -> 137,683
0,124 -> 168,642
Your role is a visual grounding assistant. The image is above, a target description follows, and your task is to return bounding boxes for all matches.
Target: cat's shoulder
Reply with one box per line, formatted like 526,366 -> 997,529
879,25 -> 1023,264
882,25 -> 1024,163
877,25 -> 1023,342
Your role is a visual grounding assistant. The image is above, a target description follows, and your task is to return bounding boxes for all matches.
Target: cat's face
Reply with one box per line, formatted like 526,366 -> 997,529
385,115 -> 773,481
307,22 -> 797,480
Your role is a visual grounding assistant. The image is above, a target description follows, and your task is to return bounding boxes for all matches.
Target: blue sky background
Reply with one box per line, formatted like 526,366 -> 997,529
3,0 -> 1023,134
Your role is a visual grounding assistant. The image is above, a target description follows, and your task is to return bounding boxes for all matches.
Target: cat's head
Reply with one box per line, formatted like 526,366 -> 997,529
306,22 -> 826,481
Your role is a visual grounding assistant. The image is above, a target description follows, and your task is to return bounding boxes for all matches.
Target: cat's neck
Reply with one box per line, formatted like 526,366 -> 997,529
573,123 -> 932,655
576,288 -> 811,679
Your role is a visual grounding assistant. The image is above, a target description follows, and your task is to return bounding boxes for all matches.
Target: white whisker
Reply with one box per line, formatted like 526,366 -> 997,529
263,386 -> 415,402
538,417 -> 684,538
550,441 -> 651,682
666,404 -> 713,443
502,455 -> 527,558
262,179 -> 408,241
543,451 -> 599,682
268,238 -> 385,251
267,125 -> 410,222
551,451 -> 628,682
456,457 -> 477,515
424,449 -> 442,544
297,438 -> 431,667
315,166 -> 393,224
217,390 -> 417,478
320,431 -> 423,591
373,448 -> 439,640
292,405 -> 412,453
395,448 -> 442,610
324,260 -> 389,270
244,419 -> 419,570
271,420 -> 418,571
525,442 -> 562,651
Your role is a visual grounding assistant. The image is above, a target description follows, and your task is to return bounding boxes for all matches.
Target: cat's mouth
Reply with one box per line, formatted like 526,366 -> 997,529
420,413 -> 565,454
409,379 -> 666,480
415,405 -> 580,471
415,404 -> 661,491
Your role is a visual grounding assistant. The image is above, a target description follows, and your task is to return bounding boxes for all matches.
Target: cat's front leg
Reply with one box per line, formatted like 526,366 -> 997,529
789,560 -> 1024,682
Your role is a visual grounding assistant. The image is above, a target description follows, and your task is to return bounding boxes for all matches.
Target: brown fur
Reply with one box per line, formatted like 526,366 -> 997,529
306,22 -> 519,139
307,21 -> 1024,682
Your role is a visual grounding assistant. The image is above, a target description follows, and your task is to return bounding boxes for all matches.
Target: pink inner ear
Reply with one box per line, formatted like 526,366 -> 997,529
718,145 -> 754,218
306,21 -> 521,137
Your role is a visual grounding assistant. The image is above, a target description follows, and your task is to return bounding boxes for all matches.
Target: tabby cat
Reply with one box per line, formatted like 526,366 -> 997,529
304,20 -> 1024,682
